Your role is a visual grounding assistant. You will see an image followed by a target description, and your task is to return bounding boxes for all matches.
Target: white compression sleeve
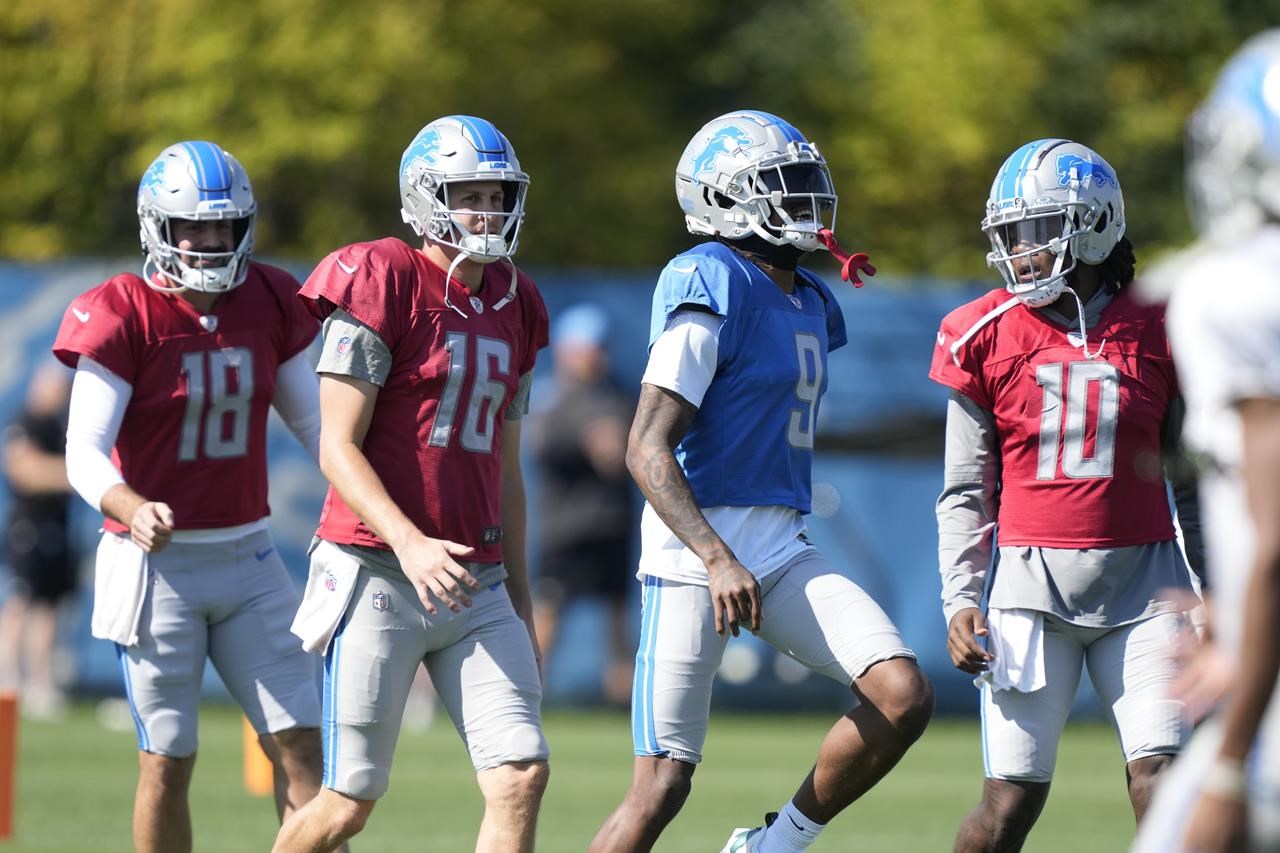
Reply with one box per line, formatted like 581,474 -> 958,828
65,357 -> 131,512
272,349 -> 321,463
640,309 -> 722,407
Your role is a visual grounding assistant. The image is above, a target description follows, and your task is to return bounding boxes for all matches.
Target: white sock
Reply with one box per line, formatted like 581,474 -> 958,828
754,800 -> 825,852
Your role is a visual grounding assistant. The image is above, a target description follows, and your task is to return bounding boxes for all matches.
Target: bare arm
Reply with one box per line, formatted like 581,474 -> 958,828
318,373 -> 480,613
500,416 -> 540,668
1215,396 -> 1280,762
627,382 -> 759,635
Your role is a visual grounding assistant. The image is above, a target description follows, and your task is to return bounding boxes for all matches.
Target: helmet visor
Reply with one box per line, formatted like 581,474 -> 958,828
992,215 -> 1065,258
758,163 -> 836,228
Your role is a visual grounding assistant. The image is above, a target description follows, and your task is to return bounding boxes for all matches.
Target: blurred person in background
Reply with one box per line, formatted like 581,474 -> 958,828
531,302 -> 636,706
53,140 -> 332,853
0,360 -> 76,719
1132,29 -> 1280,853
273,115 -> 550,853
590,109 -> 933,853
930,139 -> 1203,852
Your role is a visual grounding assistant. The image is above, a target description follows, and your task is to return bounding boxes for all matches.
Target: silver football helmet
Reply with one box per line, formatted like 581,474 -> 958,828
675,110 -> 837,252
137,141 -> 256,293
399,115 -> 529,264
982,139 -> 1126,307
1187,29 -> 1280,240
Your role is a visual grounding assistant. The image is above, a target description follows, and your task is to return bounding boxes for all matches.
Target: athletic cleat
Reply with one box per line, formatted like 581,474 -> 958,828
719,812 -> 777,852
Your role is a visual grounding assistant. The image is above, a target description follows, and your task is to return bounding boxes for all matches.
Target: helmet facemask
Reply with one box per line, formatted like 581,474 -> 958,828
142,211 -> 255,293
984,205 -> 1083,307
717,158 -> 837,252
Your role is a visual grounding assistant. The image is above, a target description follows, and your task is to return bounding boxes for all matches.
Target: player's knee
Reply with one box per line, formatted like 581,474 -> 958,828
481,760 -> 550,812
264,726 -> 324,778
637,758 -> 694,818
138,751 -> 197,794
982,778 -> 1049,831
328,795 -> 376,838
872,659 -> 935,742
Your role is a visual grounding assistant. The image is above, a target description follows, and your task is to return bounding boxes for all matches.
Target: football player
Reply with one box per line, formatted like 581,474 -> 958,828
270,115 -> 550,853
930,139 -> 1203,851
1132,29 -> 1280,853
53,141 -> 329,852
588,110 -> 934,853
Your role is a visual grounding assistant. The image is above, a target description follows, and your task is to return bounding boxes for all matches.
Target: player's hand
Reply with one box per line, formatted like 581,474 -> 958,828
947,607 -> 993,673
706,557 -> 761,637
1171,635 -> 1235,724
130,501 -> 175,553
396,535 -> 481,615
1181,791 -> 1248,853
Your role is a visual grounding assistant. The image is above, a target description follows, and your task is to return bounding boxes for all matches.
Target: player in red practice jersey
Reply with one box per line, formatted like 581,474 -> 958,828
271,116 -> 550,853
929,139 -> 1203,852
53,141 -> 330,853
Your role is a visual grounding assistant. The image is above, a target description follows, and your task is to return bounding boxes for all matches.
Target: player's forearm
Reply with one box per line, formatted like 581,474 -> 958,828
99,483 -> 150,530
1216,547 -> 1280,762
319,438 -> 420,552
628,439 -> 732,568
500,465 -> 533,615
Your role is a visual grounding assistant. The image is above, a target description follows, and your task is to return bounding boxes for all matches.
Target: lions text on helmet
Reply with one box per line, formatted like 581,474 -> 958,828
399,115 -> 529,317
137,141 -> 256,293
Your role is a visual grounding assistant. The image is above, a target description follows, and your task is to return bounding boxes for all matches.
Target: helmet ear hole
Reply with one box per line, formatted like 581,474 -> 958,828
709,190 -> 734,210
1094,209 -> 1109,233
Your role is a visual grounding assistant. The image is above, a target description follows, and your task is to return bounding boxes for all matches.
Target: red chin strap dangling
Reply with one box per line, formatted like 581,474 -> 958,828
817,229 -> 876,288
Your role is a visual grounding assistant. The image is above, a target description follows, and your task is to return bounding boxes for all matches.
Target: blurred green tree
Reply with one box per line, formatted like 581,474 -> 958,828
0,0 -> 1270,277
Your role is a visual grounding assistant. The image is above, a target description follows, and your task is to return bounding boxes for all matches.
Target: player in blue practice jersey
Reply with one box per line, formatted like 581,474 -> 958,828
588,111 -> 934,853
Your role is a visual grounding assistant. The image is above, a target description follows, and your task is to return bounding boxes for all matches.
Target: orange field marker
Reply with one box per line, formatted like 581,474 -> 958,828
0,691 -> 16,839
242,716 -> 274,798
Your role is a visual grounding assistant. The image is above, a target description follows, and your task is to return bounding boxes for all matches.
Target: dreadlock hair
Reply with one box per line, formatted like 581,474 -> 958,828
1097,235 -> 1136,293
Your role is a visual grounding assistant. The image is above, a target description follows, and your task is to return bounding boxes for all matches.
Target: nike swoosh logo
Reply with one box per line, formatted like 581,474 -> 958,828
788,815 -> 804,831
72,307 -> 91,323
670,261 -> 697,275
336,259 -> 359,275
254,548 -> 274,561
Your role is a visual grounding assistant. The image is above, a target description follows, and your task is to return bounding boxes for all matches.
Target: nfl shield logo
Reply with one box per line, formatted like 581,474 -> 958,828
371,591 -> 390,612
324,572 -> 337,592
469,296 -> 484,314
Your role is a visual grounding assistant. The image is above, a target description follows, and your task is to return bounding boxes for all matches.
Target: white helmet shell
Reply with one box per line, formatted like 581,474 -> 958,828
675,110 -> 837,252
982,138 -> 1125,307
1187,29 -> 1280,241
399,115 -> 529,263
137,141 -> 256,293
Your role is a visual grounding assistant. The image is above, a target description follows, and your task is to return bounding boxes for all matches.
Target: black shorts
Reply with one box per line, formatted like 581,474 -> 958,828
7,518 -> 78,604
534,536 -> 632,606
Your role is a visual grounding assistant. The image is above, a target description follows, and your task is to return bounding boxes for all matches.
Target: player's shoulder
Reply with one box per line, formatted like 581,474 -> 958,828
654,242 -> 741,313
938,287 -> 1014,333
245,260 -> 303,295
73,272 -> 150,314
320,237 -> 419,281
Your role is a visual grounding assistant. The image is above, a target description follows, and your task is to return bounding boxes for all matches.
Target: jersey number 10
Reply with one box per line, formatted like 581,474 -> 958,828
1035,360 -> 1119,480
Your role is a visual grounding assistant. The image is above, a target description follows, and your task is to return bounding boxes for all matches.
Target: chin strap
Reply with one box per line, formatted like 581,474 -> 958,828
441,252 -> 519,319
817,229 -> 876,287
1062,285 -> 1106,360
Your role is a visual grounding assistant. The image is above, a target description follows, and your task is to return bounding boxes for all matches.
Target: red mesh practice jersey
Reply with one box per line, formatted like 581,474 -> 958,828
301,238 -> 549,562
929,288 -> 1177,548
52,264 -> 319,532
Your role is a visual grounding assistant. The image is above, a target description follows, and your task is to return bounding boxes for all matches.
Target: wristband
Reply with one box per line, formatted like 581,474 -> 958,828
1202,757 -> 1248,801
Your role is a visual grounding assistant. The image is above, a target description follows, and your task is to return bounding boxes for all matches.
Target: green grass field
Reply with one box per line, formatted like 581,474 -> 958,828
6,703 -> 1138,851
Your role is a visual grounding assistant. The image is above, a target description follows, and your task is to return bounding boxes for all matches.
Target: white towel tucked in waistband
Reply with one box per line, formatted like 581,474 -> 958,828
973,607 -> 1047,693
291,540 -> 359,655
90,534 -> 149,647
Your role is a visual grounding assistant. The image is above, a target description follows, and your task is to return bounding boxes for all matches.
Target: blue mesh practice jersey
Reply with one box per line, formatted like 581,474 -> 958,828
647,242 -> 847,513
